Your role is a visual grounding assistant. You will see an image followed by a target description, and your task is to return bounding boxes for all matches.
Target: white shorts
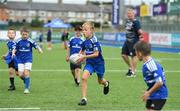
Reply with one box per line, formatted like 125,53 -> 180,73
18,63 -> 32,72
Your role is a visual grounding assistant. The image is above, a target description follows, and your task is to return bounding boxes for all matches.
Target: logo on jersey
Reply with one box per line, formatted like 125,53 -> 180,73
126,21 -> 133,30
151,103 -> 155,108
26,43 -> 30,47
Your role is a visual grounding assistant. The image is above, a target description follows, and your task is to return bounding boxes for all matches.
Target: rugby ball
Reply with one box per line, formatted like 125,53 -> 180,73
69,53 -> 82,64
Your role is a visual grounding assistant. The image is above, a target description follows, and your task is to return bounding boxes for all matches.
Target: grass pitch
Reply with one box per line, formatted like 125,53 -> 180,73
0,42 -> 180,110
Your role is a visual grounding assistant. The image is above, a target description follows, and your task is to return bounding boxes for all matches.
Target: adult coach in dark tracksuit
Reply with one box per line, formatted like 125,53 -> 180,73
122,8 -> 143,77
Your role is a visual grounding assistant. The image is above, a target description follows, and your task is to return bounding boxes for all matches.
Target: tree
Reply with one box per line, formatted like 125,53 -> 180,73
31,16 -> 43,27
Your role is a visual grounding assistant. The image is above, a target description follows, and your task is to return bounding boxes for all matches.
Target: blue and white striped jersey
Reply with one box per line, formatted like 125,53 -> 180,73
5,40 -> 17,65
142,57 -> 168,99
68,36 -> 84,56
81,35 -> 104,64
13,38 -> 39,63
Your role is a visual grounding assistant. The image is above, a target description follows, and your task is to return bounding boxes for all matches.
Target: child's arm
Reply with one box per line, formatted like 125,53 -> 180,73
82,50 -> 99,59
142,81 -> 163,102
12,48 -> 16,57
1,51 -> 8,60
32,40 -> 43,54
78,49 -> 84,55
37,46 -> 43,54
77,50 -> 99,63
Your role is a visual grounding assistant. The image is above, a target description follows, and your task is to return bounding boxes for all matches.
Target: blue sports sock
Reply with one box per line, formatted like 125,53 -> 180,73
24,77 -> 30,89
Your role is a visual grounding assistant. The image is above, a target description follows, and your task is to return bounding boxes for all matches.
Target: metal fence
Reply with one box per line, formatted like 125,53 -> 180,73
142,23 -> 180,33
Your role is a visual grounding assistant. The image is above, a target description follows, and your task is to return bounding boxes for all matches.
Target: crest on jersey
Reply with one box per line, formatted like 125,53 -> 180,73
126,21 -> 133,30
26,43 -> 30,47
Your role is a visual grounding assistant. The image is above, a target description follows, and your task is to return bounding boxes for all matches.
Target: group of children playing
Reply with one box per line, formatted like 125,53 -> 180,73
65,21 -> 168,110
2,22 -> 168,110
2,27 -> 43,94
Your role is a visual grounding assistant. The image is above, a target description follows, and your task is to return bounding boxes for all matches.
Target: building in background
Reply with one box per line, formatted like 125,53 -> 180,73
4,0 -> 111,24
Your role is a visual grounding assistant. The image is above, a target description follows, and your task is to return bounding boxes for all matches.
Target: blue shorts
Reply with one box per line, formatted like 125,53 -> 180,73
84,62 -> 105,79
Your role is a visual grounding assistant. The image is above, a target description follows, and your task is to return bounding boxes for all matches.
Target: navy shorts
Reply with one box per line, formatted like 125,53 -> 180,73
121,40 -> 138,57
146,99 -> 166,110
70,63 -> 81,70
8,60 -> 18,71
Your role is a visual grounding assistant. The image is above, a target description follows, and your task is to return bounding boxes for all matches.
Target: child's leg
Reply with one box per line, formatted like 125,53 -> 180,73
97,76 -> 109,95
95,64 -> 108,87
81,70 -> 90,99
24,69 -> 30,89
78,64 -> 93,105
75,68 -> 81,85
71,70 -> 76,80
18,64 -> 25,82
70,63 -> 77,84
9,67 -> 15,87
98,78 -> 108,86
24,63 -> 32,90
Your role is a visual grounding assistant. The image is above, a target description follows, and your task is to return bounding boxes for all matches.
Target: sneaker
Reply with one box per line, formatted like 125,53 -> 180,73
126,69 -> 132,76
8,85 -> 15,91
103,81 -> 109,95
24,89 -> 30,94
78,98 -> 87,106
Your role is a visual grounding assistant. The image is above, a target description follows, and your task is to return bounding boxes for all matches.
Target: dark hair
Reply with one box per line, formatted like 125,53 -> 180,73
21,27 -> 30,33
74,25 -> 82,31
8,28 -> 16,33
134,41 -> 151,56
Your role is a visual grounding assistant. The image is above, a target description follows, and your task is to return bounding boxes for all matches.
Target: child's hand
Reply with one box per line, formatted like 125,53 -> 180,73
1,55 -> 6,60
39,50 -> 43,54
66,56 -> 69,62
38,48 -> 43,54
11,53 -> 16,59
142,91 -> 150,102
77,55 -> 85,63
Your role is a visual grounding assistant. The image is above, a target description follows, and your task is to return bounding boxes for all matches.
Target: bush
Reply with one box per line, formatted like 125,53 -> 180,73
31,17 -> 44,27
70,21 -> 101,28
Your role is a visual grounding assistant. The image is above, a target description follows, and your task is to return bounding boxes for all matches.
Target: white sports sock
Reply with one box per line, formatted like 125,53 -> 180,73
82,97 -> 87,101
105,81 -> 108,87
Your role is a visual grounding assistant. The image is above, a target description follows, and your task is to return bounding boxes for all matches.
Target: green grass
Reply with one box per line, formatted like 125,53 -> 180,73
0,41 -> 180,110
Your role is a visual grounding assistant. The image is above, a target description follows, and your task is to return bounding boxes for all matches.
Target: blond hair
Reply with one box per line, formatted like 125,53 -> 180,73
82,21 -> 95,31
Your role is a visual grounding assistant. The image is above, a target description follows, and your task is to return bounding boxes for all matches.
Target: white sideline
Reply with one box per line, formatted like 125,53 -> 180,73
0,107 -> 40,110
104,57 -> 180,61
0,69 -> 180,73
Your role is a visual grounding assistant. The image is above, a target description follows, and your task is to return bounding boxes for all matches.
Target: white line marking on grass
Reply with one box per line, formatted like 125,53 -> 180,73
0,69 -> 180,73
0,107 -> 40,110
104,57 -> 180,61
106,70 -> 180,73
